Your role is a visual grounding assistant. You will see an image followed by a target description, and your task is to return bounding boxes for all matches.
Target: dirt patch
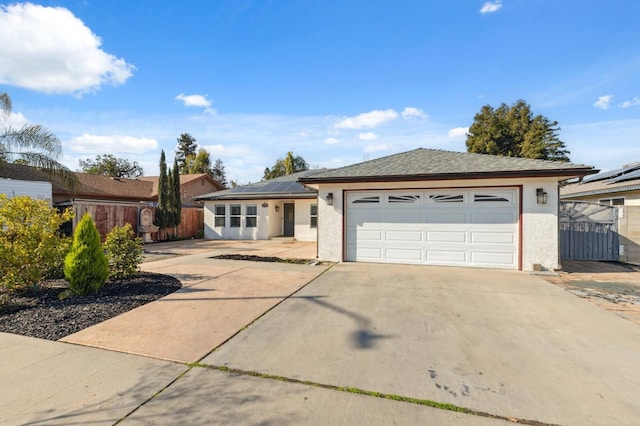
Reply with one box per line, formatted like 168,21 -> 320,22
210,254 -> 319,265
542,261 -> 640,326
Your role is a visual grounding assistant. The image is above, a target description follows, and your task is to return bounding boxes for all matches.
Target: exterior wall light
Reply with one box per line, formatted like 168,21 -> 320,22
326,192 -> 334,206
536,188 -> 547,205
275,205 -> 280,212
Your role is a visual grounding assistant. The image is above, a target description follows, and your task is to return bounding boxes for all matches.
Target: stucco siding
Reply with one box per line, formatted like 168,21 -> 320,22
203,199 -> 317,241
311,177 -> 561,271
294,198 -> 318,242
203,200 -> 269,240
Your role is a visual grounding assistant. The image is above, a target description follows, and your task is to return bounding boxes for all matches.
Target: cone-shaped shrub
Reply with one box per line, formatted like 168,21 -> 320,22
64,214 -> 109,296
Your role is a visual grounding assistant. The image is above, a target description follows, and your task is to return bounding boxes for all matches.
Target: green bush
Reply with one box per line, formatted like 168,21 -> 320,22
0,194 -> 73,290
103,223 -> 144,280
64,213 -> 109,296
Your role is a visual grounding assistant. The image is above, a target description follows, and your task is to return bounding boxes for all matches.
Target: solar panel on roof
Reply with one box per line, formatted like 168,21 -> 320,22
610,167 -> 640,183
582,163 -> 640,183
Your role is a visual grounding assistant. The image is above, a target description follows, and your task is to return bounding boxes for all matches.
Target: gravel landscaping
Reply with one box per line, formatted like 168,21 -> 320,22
0,273 -> 182,341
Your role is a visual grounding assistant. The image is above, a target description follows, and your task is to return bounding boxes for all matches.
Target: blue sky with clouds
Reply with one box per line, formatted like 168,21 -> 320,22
1,1 -> 639,183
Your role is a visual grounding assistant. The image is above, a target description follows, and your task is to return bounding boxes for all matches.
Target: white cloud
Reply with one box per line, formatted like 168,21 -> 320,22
364,143 -> 391,153
325,137 -> 340,145
401,107 -> 428,119
358,132 -> 378,141
0,3 -> 133,95
2,111 -> 29,129
335,109 -> 398,129
619,97 -> 640,109
175,93 -> 215,114
593,95 -> 613,109
68,134 -> 158,154
480,1 -> 502,14
448,127 -> 469,138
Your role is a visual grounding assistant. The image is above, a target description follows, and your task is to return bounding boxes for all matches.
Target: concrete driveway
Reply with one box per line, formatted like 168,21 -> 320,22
143,262 -> 640,426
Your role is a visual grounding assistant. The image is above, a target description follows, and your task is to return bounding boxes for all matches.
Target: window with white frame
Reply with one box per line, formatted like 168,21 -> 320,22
599,197 -> 625,206
310,204 -> 318,228
214,204 -> 226,227
246,204 -> 257,227
230,204 -> 241,227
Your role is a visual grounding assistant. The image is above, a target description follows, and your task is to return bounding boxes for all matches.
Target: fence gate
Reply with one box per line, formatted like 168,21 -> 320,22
560,201 -> 619,261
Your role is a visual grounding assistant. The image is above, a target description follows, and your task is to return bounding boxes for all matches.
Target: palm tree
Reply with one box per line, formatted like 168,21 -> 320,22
0,92 -> 77,189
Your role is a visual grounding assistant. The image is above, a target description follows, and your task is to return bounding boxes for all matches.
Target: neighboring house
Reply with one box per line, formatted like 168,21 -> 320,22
561,162 -> 640,265
138,173 -> 223,207
299,148 -> 595,272
0,178 -> 52,204
560,162 -> 640,206
197,170 -> 320,241
0,163 -> 220,239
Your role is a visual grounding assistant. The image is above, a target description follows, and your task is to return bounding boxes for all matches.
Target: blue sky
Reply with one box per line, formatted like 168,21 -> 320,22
1,1 -> 639,183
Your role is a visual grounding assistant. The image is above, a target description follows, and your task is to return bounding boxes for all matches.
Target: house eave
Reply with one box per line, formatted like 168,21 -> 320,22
299,169 -> 596,184
561,183 -> 640,199
197,192 -> 318,202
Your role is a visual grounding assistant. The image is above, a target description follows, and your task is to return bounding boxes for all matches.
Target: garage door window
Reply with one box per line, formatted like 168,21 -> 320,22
474,194 -> 510,203
352,196 -> 380,204
429,194 -> 464,203
388,195 -> 420,204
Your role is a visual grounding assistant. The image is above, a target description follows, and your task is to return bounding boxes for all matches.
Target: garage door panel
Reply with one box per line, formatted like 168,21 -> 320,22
385,212 -> 423,223
353,246 -> 383,260
427,231 -> 466,243
471,212 -> 516,224
346,189 -> 518,269
427,212 -> 467,224
386,230 -> 423,242
386,248 -> 423,261
471,232 -> 514,244
471,251 -> 514,266
426,250 -> 467,263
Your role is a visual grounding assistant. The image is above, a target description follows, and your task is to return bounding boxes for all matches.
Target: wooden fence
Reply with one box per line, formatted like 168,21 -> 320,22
71,202 -> 204,241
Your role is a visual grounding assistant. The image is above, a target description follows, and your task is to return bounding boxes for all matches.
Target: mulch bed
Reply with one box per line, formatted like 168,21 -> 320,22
0,273 -> 181,341
210,254 -> 316,264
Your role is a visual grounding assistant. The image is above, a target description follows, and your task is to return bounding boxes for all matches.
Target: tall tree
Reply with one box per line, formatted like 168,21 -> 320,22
0,92 -> 77,188
170,158 -> 182,232
466,99 -> 570,162
79,154 -> 143,177
175,133 -> 198,174
155,150 -> 170,230
184,148 -> 211,174
211,158 -> 228,189
263,151 -> 309,180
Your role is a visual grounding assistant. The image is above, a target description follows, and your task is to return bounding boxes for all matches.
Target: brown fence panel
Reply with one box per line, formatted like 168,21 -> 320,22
149,207 -> 204,240
74,203 -> 140,241
73,203 -> 203,241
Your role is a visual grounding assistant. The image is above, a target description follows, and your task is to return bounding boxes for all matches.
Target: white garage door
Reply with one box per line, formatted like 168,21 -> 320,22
346,188 -> 519,269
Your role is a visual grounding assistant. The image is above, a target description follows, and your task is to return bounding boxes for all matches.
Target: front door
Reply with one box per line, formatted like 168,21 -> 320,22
284,203 -> 295,237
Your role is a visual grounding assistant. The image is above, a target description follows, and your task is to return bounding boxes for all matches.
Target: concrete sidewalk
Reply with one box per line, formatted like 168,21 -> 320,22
62,250 -> 329,363
0,332 -> 185,425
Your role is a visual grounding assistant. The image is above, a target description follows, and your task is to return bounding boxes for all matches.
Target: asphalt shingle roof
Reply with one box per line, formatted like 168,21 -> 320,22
299,148 -> 596,183
196,169 -> 322,201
